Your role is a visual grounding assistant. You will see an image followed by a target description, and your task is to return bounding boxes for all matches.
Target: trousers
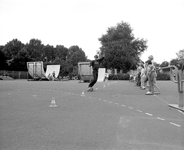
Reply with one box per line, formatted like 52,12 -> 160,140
88,70 -> 98,87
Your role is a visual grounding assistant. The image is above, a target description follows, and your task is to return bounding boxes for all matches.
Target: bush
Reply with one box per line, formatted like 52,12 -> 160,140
108,73 -> 130,80
156,72 -> 170,80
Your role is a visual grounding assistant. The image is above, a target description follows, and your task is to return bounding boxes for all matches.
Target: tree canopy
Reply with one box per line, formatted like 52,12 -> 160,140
99,21 -> 147,72
0,38 -> 87,76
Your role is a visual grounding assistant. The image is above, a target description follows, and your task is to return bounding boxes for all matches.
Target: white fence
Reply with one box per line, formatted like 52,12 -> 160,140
0,70 -> 28,79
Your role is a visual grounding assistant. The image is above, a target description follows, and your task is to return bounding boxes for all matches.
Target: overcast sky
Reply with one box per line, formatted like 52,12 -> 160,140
1,0 -> 184,63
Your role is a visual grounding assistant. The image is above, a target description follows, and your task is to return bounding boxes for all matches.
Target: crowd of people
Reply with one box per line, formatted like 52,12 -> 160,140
47,71 -> 56,81
129,55 -> 160,95
45,54 -> 161,95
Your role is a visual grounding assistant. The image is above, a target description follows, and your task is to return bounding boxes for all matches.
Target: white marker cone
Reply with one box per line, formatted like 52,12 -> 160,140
49,97 -> 58,107
81,91 -> 85,96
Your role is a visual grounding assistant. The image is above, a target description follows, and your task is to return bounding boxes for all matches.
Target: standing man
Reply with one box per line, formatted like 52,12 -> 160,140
87,54 -> 105,92
145,55 -> 154,95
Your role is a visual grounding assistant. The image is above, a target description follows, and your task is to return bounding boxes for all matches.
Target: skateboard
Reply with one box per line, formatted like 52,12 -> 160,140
87,87 -> 93,92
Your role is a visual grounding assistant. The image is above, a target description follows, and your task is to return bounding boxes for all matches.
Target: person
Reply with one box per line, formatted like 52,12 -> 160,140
145,55 -> 155,94
87,54 -> 105,92
152,62 -> 160,93
136,63 -> 142,86
140,62 -> 147,90
48,73 -> 52,81
52,71 -> 55,79
145,60 -> 152,94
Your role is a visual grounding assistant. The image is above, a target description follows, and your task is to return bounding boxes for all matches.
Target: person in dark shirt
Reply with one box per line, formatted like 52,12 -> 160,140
87,54 -> 105,92
52,71 -> 55,79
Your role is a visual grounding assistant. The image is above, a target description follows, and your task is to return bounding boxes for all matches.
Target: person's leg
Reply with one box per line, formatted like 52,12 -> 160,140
88,71 -> 98,91
144,76 -> 148,89
146,75 -> 152,94
143,75 -> 147,88
154,78 -> 160,92
137,73 -> 141,86
141,75 -> 146,89
91,71 -> 98,87
150,73 -> 155,94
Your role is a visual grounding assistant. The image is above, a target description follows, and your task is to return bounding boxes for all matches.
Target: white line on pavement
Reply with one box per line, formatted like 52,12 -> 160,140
154,95 -> 169,105
137,110 -> 142,112
177,110 -> 184,115
145,113 -> 153,116
170,122 -> 181,127
129,107 -> 133,109
157,117 -> 165,121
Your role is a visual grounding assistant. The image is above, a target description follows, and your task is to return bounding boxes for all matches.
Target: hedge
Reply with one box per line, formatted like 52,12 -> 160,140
108,73 -> 130,80
108,72 -> 170,81
156,72 -> 170,80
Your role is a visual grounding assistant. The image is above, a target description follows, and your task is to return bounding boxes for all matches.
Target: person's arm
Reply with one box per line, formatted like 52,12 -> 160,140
98,56 -> 104,64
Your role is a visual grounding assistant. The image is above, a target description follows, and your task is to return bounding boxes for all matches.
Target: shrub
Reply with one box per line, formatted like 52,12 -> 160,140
108,73 -> 130,80
156,72 -> 170,80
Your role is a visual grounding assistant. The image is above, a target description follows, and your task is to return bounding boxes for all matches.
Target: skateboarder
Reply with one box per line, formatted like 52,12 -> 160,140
87,54 -> 105,92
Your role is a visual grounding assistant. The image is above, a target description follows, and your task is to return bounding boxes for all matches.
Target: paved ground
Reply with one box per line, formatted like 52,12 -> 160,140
0,80 -> 183,150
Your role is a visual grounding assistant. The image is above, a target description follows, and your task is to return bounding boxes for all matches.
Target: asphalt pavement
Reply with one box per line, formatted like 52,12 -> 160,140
0,80 -> 183,150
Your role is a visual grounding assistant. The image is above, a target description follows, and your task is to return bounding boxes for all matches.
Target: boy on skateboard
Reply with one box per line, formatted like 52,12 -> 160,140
87,54 -> 105,92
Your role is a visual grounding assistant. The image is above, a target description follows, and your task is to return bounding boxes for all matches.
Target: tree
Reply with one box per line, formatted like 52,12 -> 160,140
160,61 -> 169,67
2,39 -> 24,60
176,49 -> 184,60
0,46 -> 8,70
64,45 -> 87,77
42,44 -> 55,62
67,45 -> 87,65
26,39 -> 44,61
99,21 -> 147,72
55,45 -> 68,61
2,39 -> 25,69
10,47 -> 30,71
170,59 -> 179,66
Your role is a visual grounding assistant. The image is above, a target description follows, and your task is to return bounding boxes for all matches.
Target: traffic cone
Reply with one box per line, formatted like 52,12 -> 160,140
49,97 -> 58,107
81,91 -> 85,96
103,85 -> 106,88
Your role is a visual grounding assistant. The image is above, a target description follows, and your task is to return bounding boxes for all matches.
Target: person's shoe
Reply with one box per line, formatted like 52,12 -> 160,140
87,87 -> 92,92
87,87 -> 93,92
146,91 -> 153,95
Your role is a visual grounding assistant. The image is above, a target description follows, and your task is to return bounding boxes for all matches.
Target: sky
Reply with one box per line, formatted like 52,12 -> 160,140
0,0 -> 184,63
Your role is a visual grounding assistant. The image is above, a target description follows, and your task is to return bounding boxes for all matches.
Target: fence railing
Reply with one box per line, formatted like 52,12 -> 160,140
0,70 -> 28,79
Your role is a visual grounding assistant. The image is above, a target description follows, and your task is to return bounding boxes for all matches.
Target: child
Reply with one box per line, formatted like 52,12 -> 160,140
52,71 -> 55,79
136,63 -> 142,86
48,74 -> 52,81
140,63 -> 147,90
152,62 -> 160,93
145,55 -> 154,94
87,54 -> 105,92
146,60 -> 160,94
